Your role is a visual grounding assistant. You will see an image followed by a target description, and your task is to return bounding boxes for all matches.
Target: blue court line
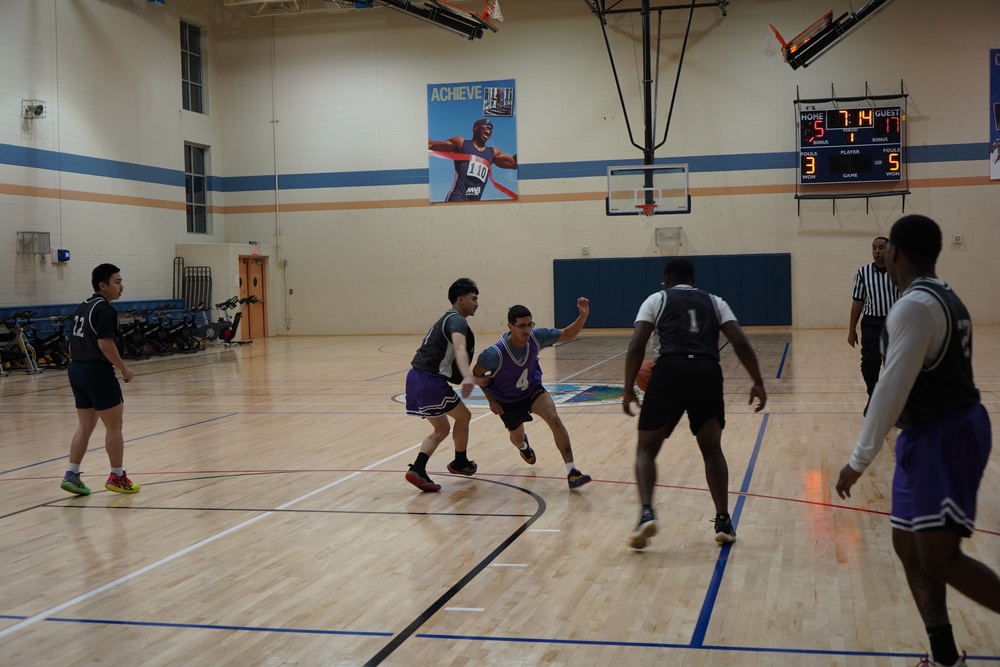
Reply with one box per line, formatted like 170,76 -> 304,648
3,615 -> 996,661
775,341 -> 790,379
418,634 -> 1000,662
0,413 -> 238,477
690,412 -> 770,647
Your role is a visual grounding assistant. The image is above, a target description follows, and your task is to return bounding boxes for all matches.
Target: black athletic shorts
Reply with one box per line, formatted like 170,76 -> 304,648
498,386 -> 547,431
68,360 -> 123,411
637,356 -> 725,435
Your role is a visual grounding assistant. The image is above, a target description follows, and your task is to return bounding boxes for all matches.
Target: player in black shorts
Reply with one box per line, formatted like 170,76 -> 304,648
623,259 -> 766,549
60,263 -> 139,495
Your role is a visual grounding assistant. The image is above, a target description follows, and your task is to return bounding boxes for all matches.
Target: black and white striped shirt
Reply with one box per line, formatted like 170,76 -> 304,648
852,262 -> 899,317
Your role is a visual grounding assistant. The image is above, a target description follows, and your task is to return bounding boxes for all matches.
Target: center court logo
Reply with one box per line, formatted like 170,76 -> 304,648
393,383 -> 628,407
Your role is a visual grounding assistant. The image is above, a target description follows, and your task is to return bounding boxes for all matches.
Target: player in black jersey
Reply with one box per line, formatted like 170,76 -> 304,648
403,278 -> 484,492
60,263 -> 139,495
623,259 -> 766,549
837,216 -> 998,667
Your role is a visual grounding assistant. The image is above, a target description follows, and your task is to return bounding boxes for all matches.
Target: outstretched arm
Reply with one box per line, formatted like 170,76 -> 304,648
720,321 -> 766,412
428,136 -> 465,152
556,297 -> 590,343
492,149 -> 518,169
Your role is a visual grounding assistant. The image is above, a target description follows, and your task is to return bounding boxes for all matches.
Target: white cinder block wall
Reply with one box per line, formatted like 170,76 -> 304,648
2,0 -> 998,335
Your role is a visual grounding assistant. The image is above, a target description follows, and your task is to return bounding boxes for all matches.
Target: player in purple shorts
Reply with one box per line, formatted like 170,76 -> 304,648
837,215 -> 1000,667
473,299 -> 592,490
403,278 -> 484,492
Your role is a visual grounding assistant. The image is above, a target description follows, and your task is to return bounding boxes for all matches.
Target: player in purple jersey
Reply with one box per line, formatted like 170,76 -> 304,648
837,216 -> 999,667
474,298 -> 592,489
428,118 -> 517,201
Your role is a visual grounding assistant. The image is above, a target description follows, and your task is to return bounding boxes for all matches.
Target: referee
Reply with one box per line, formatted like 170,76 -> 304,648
848,236 -> 900,413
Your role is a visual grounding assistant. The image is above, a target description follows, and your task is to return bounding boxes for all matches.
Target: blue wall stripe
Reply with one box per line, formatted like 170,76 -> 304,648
0,142 -> 988,194
0,144 -> 182,187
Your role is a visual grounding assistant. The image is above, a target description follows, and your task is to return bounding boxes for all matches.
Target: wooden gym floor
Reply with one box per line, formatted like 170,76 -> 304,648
0,329 -> 998,666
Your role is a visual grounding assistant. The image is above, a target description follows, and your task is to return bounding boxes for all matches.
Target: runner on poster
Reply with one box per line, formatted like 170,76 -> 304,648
428,79 -> 518,202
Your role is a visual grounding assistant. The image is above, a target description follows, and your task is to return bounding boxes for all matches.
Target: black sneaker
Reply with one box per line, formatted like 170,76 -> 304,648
567,468 -> 591,489
446,459 -> 478,476
712,513 -> 736,543
629,507 -> 658,549
518,435 -> 536,465
405,465 -> 441,492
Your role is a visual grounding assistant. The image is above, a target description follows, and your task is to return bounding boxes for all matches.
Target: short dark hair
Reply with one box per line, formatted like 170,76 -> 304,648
92,263 -> 120,292
448,278 -> 479,304
873,236 -> 889,244
507,304 -> 531,324
889,215 -> 941,266
663,258 -> 695,283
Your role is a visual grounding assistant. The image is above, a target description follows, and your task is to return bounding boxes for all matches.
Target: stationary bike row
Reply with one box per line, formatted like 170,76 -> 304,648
195,295 -> 257,346
121,304 -> 209,359
0,311 -> 42,375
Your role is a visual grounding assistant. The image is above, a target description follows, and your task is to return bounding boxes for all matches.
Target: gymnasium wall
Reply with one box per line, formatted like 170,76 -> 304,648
553,254 -> 792,329
2,0 -> 998,335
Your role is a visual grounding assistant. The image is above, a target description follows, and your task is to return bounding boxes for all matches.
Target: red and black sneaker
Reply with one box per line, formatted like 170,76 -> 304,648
405,465 -> 441,492
446,459 -> 478,476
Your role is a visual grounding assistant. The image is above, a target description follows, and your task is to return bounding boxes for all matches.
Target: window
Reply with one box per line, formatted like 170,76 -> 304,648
185,143 -> 208,234
180,21 -> 204,113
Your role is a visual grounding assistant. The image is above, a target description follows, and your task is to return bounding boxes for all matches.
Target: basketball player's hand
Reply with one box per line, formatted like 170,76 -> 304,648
487,396 -> 504,416
121,366 -> 134,383
847,330 -> 858,347
835,464 -> 862,499
750,384 -> 766,412
622,388 -> 640,417
577,297 -> 590,317
460,375 -> 476,398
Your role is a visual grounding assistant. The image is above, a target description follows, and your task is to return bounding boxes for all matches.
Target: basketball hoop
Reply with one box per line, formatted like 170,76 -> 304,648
636,203 -> 658,218
484,0 -> 503,22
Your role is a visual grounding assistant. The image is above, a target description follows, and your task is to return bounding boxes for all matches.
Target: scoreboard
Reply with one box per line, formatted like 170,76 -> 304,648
798,106 -> 903,184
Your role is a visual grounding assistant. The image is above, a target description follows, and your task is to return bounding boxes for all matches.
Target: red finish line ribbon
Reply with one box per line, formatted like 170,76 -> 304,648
429,150 -> 518,200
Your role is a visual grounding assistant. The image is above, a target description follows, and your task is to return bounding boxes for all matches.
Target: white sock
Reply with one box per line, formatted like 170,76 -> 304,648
67,463 -> 81,473
565,462 -> 575,474
519,440 -> 529,450
111,467 -> 124,476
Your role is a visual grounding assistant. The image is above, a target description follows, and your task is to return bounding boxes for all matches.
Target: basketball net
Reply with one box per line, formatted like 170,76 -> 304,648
636,203 -> 657,218
484,0 -> 504,22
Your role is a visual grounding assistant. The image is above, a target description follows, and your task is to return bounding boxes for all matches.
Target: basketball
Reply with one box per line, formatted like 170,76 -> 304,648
636,359 -> 655,391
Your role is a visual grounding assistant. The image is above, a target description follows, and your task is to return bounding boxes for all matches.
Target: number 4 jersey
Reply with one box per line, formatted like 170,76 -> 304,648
477,328 -> 560,404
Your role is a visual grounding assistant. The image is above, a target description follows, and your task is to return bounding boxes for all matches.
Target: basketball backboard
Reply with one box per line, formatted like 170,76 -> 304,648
606,164 -> 690,216
427,0 -> 500,33
780,11 -> 832,61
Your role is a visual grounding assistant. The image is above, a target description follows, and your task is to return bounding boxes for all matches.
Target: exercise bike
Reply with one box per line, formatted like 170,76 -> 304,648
196,295 -> 257,346
0,311 -> 41,375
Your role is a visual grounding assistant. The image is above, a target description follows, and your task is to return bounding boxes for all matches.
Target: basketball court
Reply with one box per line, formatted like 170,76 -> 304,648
1,329 -> 998,665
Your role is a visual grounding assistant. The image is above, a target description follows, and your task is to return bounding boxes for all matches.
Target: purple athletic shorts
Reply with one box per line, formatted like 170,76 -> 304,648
405,367 -> 461,418
891,401 -> 992,537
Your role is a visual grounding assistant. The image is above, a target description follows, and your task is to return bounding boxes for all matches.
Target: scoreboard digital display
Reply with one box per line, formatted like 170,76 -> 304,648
798,106 -> 903,184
